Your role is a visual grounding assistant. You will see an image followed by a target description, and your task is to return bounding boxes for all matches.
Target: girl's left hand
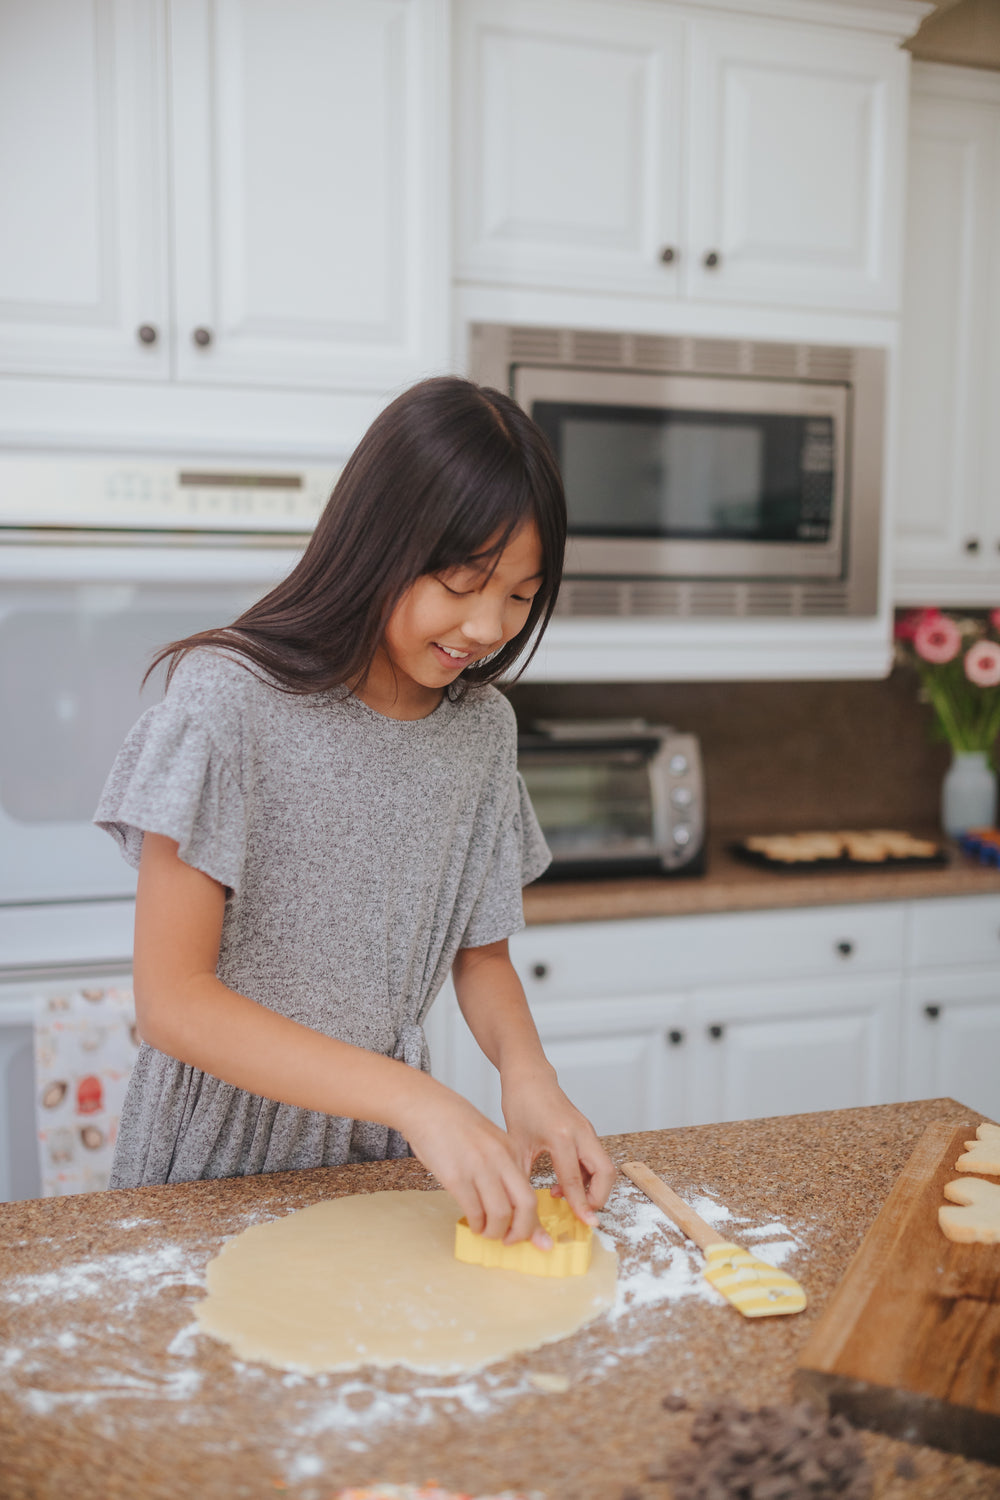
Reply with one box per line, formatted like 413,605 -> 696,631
500,1070 -> 617,1228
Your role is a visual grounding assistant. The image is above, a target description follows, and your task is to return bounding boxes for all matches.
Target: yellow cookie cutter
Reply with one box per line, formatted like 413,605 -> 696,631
454,1187 -> 593,1277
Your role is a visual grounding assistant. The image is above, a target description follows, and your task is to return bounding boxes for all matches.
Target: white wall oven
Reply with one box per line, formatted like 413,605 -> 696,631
470,324 -> 886,621
0,456 -> 333,1198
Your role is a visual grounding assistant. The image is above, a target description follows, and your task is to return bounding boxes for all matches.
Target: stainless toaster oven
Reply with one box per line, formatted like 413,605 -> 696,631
517,720 -> 705,879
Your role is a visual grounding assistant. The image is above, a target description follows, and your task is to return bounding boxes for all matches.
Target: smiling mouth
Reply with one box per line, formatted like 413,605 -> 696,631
434,642 -> 472,663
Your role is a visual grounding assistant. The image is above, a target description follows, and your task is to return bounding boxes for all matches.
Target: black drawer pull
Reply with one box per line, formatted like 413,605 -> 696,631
708,1024 -> 724,1041
666,1029 -> 685,1046
531,962 -> 549,980
836,940 -> 854,958
924,1004 -> 941,1020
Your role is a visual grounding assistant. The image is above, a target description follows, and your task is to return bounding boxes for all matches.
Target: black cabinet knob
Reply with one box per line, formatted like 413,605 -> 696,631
703,250 -> 720,269
660,246 -> 677,264
836,940 -> 854,958
531,962 -> 548,980
666,1029 -> 685,1046
965,537 -> 980,554
192,327 -> 213,348
708,1023 -> 724,1040
924,1004 -> 941,1020
137,324 -> 158,345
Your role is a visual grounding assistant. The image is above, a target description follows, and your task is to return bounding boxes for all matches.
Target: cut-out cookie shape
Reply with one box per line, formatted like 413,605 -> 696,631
954,1121 -> 1000,1177
939,1176 -> 1000,1244
454,1186 -> 593,1277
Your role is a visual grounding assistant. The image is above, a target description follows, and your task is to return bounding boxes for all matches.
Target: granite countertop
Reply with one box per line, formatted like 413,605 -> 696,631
2,1098 -> 999,1500
523,833 -> 1000,924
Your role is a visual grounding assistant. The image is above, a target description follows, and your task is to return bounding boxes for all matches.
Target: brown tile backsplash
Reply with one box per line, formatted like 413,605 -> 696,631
507,669 -> 953,836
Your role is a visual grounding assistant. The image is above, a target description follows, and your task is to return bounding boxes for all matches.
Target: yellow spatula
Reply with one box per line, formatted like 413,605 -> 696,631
622,1161 -> 807,1319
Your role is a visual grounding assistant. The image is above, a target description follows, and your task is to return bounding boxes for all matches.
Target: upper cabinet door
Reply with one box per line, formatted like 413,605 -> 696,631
169,0 -> 449,391
0,0 -> 170,379
454,0 -> 684,298
685,17 -> 907,313
895,89 -> 998,585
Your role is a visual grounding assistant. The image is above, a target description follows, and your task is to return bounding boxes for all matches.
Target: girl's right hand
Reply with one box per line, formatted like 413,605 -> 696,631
401,1085 -> 552,1251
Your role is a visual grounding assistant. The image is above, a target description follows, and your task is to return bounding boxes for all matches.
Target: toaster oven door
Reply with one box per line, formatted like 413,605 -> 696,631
518,744 -> 665,877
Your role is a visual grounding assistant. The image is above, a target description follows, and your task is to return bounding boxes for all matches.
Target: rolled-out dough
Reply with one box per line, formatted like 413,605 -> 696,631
196,1189 -> 618,1374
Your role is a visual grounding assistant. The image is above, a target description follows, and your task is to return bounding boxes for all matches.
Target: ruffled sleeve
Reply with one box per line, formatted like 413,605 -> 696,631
459,772 -> 551,950
93,701 -> 247,893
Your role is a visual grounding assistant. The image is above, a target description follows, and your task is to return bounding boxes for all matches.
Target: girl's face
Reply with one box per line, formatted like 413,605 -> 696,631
360,520 -> 544,719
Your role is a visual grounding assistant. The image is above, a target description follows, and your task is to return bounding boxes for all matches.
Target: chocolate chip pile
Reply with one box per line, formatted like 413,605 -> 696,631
656,1397 -> 873,1500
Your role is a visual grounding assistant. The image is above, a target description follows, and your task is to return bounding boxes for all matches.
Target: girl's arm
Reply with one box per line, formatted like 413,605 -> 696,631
134,832 -> 548,1248
451,940 -> 617,1225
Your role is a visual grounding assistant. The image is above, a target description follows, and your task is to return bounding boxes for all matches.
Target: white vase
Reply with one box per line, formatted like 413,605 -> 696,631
941,751 -> 997,837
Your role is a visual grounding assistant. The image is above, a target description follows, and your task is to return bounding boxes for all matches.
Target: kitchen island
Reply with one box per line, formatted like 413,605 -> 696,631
1,1099 -> 997,1500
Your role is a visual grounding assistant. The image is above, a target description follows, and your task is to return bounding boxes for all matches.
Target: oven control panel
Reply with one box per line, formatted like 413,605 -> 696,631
0,458 -> 342,533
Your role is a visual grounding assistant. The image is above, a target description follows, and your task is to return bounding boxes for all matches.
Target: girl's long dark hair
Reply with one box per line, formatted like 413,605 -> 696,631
149,377 -> 567,695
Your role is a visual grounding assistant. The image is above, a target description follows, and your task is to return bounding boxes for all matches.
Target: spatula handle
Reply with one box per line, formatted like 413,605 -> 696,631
621,1161 -> 725,1252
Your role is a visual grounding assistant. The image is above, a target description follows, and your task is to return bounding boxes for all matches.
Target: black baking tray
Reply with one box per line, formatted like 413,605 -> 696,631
729,839 -> 950,873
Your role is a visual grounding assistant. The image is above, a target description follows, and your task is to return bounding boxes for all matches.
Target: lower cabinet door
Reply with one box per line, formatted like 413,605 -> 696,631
904,970 -> 1000,1119
691,976 -> 903,1125
431,988 -> 689,1138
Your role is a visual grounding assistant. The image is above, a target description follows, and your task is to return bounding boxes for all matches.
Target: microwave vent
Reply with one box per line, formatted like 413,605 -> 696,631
800,584 -> 851,615
508,326 -> 564,363
633,335 -> 686,369
626,581 -> 685,616
499,326 -> 857,385
744,585 -> 796,617
570,330 -> 627,366
691,339 -> 744,375
805,345 -> 854,382
749,343 -> 801,379
555,578 -> 853,619
688,583 -> 741,616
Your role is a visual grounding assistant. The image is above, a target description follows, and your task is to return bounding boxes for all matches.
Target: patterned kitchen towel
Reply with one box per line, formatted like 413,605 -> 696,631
33,985 -> 140,1196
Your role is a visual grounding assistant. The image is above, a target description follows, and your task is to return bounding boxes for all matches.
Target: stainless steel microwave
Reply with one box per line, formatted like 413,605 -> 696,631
470,324 -> 885,620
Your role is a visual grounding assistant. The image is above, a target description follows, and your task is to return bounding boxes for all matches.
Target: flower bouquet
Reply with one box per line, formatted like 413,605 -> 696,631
894,608 -> 1000,833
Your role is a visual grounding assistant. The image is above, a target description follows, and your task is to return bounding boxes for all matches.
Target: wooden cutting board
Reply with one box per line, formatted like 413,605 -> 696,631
795,1118 -> 1000,1465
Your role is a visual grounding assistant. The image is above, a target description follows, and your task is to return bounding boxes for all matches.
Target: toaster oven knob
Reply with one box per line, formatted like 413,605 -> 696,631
673,824 -> 692,846
670,786 -> 693,808
668,753 -> 689,776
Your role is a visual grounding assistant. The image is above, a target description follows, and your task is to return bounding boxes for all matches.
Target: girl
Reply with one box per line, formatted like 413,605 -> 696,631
95,376 -> 616,1250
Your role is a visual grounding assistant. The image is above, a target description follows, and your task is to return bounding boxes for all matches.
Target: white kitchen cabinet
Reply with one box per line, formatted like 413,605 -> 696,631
902,893 -> 1000,1118
443,990 -> 691,1136
894,64 -> 1000,606
684,15 -> 908,314
0,0 -> 170,381
0,0 -> 448,396
429,901 -> 910,1134
454,0 -> 684,300
903,970 -> 1000,1121
690,975 -> 903,1125
454,0 -> 916,314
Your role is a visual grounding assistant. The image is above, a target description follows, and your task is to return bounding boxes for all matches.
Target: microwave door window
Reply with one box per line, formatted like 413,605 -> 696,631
520,758 -> 653,858
532,403 -> 834,544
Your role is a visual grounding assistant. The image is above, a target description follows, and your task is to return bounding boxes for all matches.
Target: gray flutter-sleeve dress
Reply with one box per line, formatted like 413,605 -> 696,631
93,649 -> 550,1188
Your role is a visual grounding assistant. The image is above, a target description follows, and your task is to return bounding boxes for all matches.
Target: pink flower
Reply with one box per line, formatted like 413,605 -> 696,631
965,639 -> 1000,687
989,608 -> 1000,632
913,612 -> 961,664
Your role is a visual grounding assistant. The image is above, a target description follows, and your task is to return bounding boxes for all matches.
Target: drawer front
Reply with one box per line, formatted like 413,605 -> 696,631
906,895 -> 1000,969
512,903 -> 906,1002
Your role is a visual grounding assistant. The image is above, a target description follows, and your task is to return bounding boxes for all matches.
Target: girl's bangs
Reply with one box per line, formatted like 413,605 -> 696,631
424,467 -> 536,578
